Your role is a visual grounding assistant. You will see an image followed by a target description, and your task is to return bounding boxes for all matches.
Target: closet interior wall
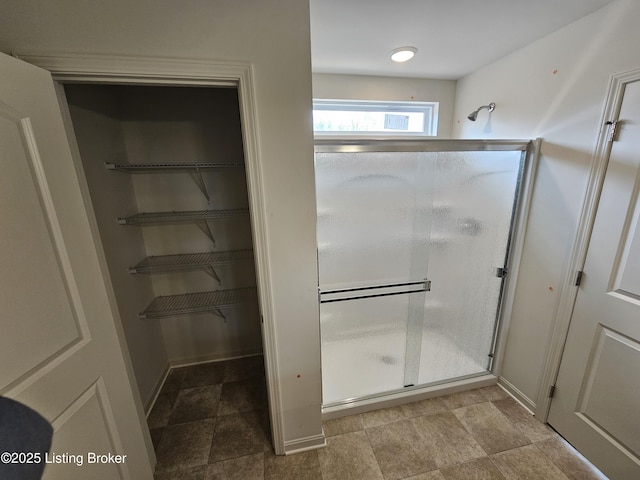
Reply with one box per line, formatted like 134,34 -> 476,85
64,84 -> 263,408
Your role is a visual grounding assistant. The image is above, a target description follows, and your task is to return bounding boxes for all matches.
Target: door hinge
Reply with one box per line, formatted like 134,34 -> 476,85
549,384 -> 556,398
575,270 -> 584,287
495,267 -> 508,278
606,120 -> 619,142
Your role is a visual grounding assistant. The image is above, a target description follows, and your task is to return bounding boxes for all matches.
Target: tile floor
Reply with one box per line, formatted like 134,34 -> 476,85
147,356 -> 608,480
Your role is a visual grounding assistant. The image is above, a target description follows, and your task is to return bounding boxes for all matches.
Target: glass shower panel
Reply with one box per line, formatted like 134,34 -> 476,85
316,151 -> 433,404
316,152 -> 433,290
320,294 -> 412,404
417,151 -> 522,385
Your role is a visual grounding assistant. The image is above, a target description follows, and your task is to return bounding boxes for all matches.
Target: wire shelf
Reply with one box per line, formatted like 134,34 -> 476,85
130,249 -> 254,274
139,287 -> 257,319
105,162 -> 243,172
117,208 -> 249,225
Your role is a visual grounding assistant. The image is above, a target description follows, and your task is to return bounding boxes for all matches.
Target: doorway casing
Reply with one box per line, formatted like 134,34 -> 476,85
536,66 -> 640,421
18,53 -> 287,454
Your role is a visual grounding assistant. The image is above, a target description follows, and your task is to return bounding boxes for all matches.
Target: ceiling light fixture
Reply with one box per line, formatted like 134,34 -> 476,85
389,46 -> 417,63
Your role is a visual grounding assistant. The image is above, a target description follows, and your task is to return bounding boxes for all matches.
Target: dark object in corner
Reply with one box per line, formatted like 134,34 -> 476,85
0,397 -> 53,480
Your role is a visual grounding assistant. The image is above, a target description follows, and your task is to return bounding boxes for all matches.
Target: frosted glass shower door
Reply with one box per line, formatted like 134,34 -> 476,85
316,152 -> 433,405
316,141 -> 529,407
415,150 -> 523,386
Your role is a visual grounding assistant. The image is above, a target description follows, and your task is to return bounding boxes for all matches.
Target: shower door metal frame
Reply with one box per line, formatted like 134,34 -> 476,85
316,138 -> 541,413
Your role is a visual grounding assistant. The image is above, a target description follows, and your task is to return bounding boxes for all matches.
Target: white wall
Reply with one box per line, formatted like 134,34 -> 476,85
312,73 -> 456,137
0,0 -> 321,449
452,0 -> 640,408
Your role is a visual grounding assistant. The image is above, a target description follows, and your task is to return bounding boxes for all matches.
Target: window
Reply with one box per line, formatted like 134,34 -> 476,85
313,99 -> 438,137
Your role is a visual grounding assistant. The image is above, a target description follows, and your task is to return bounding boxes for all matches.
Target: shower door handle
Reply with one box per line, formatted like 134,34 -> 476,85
319,279 -> 431,304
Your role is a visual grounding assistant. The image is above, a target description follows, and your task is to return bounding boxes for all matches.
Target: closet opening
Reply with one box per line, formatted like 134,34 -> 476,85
61,83 -> 270,447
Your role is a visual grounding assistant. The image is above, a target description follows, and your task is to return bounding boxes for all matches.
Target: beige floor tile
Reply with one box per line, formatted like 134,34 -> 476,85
440,389 -> 488,410
366,419 -> 437,480
155,419 -> 216,473
400,397 -> 449,419
323,413 -> 364,437
453,402 -> 530,455
492,397 -> 556,443
477,385 -> 510,402
264,449 -> 322,480
535,437 -> 608,480
317,430 -> 384,480
362,405 -> 407,428
491,444 -> 571,480
440,457 -> 506,480
412,411 -> 486,468
404,470 -> 447,480
206,452 -> 264,480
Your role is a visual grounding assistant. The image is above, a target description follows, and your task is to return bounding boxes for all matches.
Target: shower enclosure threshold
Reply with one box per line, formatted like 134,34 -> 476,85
322,373 -> 497,420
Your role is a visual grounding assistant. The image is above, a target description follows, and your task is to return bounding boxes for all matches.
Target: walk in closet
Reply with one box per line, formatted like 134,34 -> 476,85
63,84 -> 263,406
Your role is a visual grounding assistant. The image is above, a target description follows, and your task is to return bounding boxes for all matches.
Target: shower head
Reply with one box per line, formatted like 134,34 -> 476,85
467,102 -> 496,121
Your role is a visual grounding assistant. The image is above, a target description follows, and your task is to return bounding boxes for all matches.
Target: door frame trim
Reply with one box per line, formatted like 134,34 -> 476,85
17,53 -> 286,453
535,66 -> 640,421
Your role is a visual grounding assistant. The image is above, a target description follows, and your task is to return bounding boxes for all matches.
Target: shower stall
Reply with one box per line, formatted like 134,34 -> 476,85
315,139 -> 537,412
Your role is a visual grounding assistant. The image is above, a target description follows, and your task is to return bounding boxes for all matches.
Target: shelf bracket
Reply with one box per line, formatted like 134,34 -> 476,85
195,221 -> 216,246
189,167 -> 211,201
210,307 -> 227,320
204,266 -> 222,284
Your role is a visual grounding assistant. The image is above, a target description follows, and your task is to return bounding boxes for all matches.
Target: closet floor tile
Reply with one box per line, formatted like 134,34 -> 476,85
181,363 -> 226,388
223,356 -> 265,383
167,385 -> 222,425
208,409 -> 271,463
154,419 -> 216,473
217,378 -> 267,416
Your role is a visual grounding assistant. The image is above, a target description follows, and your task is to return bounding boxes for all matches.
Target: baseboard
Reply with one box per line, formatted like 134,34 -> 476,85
283,433 -> 326,455
144,364 -> 171,415
498,376 -> 536,413
144,351 -> 263,416
168,349 -> 263,369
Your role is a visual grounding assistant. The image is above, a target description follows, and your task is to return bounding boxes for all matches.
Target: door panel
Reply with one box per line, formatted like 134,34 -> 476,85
0,53 -> 153,478
548,79 -> 640,479
0,108 -> 82,391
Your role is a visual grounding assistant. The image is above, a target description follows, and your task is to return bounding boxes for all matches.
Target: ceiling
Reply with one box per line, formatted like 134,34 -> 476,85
309,0 -> 616,80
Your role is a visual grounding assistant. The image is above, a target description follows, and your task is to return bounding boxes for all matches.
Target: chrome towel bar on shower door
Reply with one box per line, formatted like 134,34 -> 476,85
319,279 -> 431,304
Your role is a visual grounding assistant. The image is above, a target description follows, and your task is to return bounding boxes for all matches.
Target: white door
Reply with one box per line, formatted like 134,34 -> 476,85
0,54 -> 154,478
548,79 -> 640,479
